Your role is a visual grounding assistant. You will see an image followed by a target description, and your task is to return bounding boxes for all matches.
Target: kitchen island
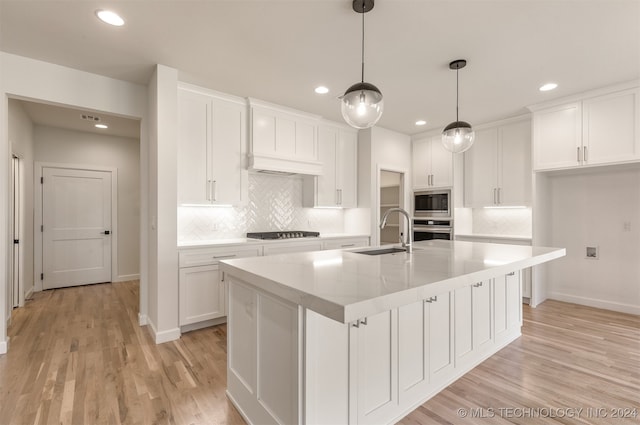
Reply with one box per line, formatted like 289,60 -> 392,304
219,240 -> 565,425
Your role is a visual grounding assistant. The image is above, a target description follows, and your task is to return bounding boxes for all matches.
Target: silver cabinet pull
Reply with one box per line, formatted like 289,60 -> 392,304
577,146 -> 581,163
341,244 -> 355,248
424,295 -> 438,303
352,317 -> 368,328
338,189 -> 343,205
206,180 -> 212,201
583,146 -> 588,162
212,180 -> 217,202
473,282 -> 483,288
507,271 -> 516,276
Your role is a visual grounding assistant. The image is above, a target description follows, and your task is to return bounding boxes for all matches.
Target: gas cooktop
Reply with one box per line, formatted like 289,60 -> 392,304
246,231 -> 320,240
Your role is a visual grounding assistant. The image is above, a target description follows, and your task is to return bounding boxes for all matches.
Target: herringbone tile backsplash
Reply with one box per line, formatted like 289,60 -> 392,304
178,173 -> 345,241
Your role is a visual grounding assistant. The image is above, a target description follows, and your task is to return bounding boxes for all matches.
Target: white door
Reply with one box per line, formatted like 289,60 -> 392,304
42,167 -> 112,289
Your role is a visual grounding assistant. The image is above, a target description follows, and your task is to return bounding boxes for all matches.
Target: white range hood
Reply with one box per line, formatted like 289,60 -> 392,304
249,153 -> 323,176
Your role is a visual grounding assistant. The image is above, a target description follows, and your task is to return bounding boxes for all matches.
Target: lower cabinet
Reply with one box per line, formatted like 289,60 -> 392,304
494,271 -> 522,345
178,245 -> 262,327
454,279 -> 493,367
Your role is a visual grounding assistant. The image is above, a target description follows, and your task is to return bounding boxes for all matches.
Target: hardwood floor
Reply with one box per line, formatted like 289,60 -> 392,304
1,282 -> 638,424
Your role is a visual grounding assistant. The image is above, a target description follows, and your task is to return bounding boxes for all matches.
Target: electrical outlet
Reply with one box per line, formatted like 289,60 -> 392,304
586,246 -> 598,259
623,221 -> 632,232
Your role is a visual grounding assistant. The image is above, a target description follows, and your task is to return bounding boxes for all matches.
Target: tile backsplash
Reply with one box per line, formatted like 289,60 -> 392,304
178,173 -> 345,241
471,207 -> 532,236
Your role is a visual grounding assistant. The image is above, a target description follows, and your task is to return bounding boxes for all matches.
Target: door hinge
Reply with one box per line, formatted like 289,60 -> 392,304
41,176 -> 43,184
13,239 -> 19,244
40,273 -> 44,280
41,225 -> 44,232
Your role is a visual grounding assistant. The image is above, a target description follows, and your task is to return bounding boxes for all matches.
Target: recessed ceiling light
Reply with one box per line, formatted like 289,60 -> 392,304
539,82 -> 558,92
415,120 -> 427,126
314,86 -> 329,94
95,124 -> 108,129
96,10 -> 125,26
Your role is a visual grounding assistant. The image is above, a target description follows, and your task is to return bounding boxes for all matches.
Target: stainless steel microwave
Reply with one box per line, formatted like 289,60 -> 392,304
413,189 -> 451,217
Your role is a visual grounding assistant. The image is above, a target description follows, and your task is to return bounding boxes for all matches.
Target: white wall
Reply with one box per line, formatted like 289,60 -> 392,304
546,166 -> 640,314
34,125 -> 140,280
8,99 -> 35,301
358,127 -> 412,246
0,51 -> 148,354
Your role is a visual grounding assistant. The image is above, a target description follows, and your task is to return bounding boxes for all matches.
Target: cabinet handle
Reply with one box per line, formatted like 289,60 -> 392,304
337,189 -> 342,205
212,180 -> 217,202
352,317 -> 368,328
507,272 -> 516,276
341,244 -> 356,248
583,146 -> 588,163
473,282 -> 483,288
360,318 -> 368,326
577,147 -> 581,163
497,188 -> 501,205
206,180 -> 212,201
213,254 -> 237,260
424,295 -> 438,303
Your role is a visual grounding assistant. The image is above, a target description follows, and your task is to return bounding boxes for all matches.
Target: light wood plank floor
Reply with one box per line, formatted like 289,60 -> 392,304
1,281 -> 638,424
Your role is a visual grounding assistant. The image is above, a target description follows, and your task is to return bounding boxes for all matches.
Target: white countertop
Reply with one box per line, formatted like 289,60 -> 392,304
220,240 -> 565,323
177,233 -> 370,249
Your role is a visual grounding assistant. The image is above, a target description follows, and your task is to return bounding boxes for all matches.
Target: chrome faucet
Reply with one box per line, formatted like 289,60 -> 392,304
379,207 -> 413,253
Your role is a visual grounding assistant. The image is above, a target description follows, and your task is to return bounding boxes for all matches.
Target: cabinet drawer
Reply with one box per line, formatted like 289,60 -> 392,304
263,240 -> 323,256
179,245 -> 262,267
323,237 -> 369,250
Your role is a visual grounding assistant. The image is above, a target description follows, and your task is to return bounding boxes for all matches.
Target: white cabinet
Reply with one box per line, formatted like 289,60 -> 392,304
178,245 -> 261,327
464,118 -> 531,207
454,280 -> 493,367
351,310 -> 398,425
249,99 -> 323,175
322,237 -> 369,250
177,84 -> 247,205
412,136 -> 453,189
532,87 -> 640,171
304,122 -> 358,207
494,271 -> 522,346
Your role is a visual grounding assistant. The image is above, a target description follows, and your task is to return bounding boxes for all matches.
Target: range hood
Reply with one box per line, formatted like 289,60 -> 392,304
249,153 -> 323,176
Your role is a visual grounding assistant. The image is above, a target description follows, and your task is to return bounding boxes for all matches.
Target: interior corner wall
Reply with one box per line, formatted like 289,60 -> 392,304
8,99 -> 35,301
146,64 -> 179,344
0,51 -> 147,354
33,125 -> 140,280
546,166 -> 640,314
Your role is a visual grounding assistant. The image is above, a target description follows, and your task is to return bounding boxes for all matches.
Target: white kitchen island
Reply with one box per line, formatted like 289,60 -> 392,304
219,240 -> 565,425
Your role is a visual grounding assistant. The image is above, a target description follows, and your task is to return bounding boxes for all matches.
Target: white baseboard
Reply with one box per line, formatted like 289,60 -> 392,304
0,337 -> 9,354
24,287 -> 34,302
146,318 -> 181,344
548,292 -> 640,315
138,313 -> 148,326
113,273 -> 140,283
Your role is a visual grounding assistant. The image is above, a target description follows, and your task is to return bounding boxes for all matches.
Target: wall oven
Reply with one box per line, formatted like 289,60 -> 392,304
414,189 -> 451,217
413,219 -> 453,241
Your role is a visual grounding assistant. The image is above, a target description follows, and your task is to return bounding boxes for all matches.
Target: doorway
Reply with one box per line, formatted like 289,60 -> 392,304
39,165 -> 115,289
379,170 -> 404,244
10,155 -> 22,309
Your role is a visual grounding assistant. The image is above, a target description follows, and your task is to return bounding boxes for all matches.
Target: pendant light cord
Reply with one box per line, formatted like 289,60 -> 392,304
361,0 -> 365,83
456,67 -> 459,122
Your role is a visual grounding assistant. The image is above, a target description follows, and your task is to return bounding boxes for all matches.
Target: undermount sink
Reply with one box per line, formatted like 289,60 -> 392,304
354,247 -> 407,256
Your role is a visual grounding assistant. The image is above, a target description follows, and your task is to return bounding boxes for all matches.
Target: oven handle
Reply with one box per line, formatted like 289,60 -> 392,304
414,226 -> 452,233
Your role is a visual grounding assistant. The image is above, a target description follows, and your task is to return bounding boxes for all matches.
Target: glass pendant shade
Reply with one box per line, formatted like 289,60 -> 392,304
442,121 -> 475,154
341,82 -> 384,129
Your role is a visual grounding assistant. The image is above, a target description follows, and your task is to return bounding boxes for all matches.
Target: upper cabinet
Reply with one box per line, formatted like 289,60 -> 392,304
412,135 -> 453,189
248,99 -> 323,175
532,86 -> 640,171
303,121 -> 358,208
177,84 -> 248,206
464,117 -> 531,207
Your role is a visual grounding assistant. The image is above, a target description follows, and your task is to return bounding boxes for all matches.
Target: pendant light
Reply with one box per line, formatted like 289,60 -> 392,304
442,59 -> 475,153
341,0 -> 384,129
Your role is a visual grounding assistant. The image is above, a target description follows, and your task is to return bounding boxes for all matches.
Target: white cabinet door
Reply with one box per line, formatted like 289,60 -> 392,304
455,280 -> 493,366
428,291 -> 454,384
210,97 -> 246,205
412,138 -> 431,189
337,128 -> 358,207
353,310 -> 398,425
179,265 -> 224,325
178,89 -> 210,204
583,88 -> 640,165
533,102 -> 582,170
316,125 -> 339,206
430,137 -> 454,188
322,237 -> 369,250
178,85 -> 247,205
464,127 -> 498,207
412,136 -> 453,189
472,280 -> 493,352
398,301 -> 428,404
499,120 -> 532,206
494,272 -> 522,345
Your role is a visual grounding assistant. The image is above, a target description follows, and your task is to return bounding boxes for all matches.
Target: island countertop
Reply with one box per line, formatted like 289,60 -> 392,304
220,240 -> 565,323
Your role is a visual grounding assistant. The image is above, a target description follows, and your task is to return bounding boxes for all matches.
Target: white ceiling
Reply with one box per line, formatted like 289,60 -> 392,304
1,0 -> 639,136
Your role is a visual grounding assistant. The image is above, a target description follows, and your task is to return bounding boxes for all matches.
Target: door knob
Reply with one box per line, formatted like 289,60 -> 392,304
101,230 -> 111,235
